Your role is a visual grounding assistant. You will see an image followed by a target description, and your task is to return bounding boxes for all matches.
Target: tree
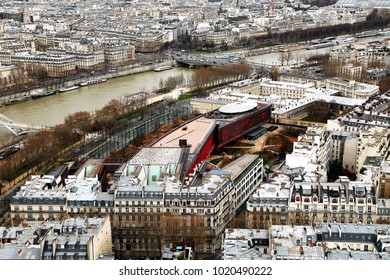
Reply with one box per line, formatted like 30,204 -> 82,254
64,111 -> 93,135
25,64 -> 49,81
253,66 -> 269,78
270,67 -> 279,81
160,212 -> 212,259
278,52 -> 286,66
93,99 -> 125,131
164,74 -> 184,91
295,53 -> 302,65
285,50 -> 294,66
52,124 -> 76,149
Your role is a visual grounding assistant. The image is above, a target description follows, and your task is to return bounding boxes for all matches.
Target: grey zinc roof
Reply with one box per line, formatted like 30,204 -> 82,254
128,147 -> 183,165
0,244 -> 41,260
222,154 -> 259,180
319,223 -> 377,235
328,250 -> 379,260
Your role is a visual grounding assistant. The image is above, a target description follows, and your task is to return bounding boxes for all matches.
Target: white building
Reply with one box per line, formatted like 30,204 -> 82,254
326,78 -> 379,99
259,78 -> 314,99
285,126 -> 330,181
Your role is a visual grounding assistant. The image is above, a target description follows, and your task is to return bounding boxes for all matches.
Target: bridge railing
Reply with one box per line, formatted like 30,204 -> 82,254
0,114 -> 43,135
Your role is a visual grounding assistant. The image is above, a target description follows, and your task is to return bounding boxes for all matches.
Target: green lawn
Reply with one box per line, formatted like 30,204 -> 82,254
301,114 -> 330,123
178,93 -> 193,101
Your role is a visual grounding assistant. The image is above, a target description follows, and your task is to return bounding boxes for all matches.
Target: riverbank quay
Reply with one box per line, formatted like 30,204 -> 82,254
0,60 -> 176,105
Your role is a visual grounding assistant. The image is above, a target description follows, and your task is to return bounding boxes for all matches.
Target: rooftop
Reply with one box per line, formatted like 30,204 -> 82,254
223,228 -> 270,260
218,101 -> 258,114
128,147 -> 183,166
75,159 -> 104,179
327,250 -> 379,260
222,154 -> 259,181
363,156 -> 383,168
318,223 -> 378,235
0,217 -> 110,260
252,183 -> 290,200
151,117 -> 216,154
13,175 -> 67,201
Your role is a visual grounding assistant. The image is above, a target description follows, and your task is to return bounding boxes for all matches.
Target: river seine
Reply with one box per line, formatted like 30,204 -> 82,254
0,34 -> 386,140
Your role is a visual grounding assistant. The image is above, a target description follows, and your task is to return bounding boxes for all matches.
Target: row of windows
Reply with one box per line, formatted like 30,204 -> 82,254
13,205 -> 63,212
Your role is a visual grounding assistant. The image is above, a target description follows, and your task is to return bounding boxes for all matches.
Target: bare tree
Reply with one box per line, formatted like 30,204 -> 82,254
278,52 -> 287,66
286,50 -> 293,66
64,111 -> 93,135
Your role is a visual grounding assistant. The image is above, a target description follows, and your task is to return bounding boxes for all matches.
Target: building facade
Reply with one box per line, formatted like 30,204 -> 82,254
10,149 -> 263,259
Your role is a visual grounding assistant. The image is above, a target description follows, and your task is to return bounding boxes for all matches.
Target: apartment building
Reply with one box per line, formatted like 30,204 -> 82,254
247,177 -> 377,229
377,156 -> 390,199
325,92 -> 390,183
191,29 -> 230,47
228,79 -> 260,95
246,179 -> 290,229
337,64 -> 362,80
270,225 -> 325,260
0,217 -> 112,260
11,53 -> 76,77
330,46 -> 367,66
11,149 -> 263,259
66,49 -> 105,69
289,178 -> 377,226
10,159 -> 110,223
130,32 -> 164,53
329,131 -> 359,173
112,147 -> 263,259
223,223 -> 390,260
103,43 -> 135,67
10,175 -> 68,224
366,41 -> 389,65
326,92 -> 390,138
285,126 -> 331,181
222,228 -> 270,260
0,50 -> 12,65
190,98 -> 229,115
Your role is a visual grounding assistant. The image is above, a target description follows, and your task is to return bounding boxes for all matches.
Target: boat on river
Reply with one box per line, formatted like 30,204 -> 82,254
79,78 -> 107,87
58,85 -> 80,92
31,91 -> 56,99
306,41 -> 336,50
154,65 -> 173,72
4,96 -> 29,106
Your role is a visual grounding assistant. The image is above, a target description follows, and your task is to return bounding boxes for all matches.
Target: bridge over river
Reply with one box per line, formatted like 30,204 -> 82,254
0,114 -> 45,135
176,56 -> 273,69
